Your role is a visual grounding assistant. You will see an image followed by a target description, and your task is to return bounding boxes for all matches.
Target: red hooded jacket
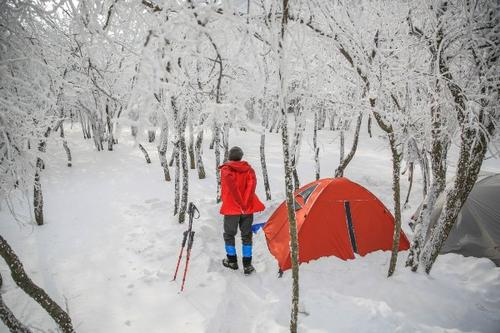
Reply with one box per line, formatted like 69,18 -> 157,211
219,161 -> 265,215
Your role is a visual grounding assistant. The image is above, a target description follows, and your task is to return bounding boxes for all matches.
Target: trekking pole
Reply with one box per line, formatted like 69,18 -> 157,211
172,202 -> 199,291
180,228 -> 195,292
172,230 -> 189,282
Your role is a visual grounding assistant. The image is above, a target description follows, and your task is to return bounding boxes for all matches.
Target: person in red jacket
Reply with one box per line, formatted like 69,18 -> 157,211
219,146 -> 265,275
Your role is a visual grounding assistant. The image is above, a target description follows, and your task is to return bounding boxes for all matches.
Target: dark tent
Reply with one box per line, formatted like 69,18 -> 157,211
428,173 -> 500,266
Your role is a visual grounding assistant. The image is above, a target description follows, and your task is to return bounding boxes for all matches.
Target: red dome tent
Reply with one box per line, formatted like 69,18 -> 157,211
263,178 -> 410,271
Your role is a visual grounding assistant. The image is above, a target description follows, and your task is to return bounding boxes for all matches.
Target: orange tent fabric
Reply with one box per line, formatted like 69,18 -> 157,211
263,178 -> 410,271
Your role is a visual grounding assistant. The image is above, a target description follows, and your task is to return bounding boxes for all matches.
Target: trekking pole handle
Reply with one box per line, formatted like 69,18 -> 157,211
188,202 -> 200,219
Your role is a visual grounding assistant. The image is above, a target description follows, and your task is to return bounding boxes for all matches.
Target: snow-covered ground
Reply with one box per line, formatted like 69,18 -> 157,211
1,123 -> 499,333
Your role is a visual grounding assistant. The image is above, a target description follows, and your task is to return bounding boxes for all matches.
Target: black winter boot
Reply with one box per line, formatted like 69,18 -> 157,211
242,257 -> 255,275
222,255 -> 239,270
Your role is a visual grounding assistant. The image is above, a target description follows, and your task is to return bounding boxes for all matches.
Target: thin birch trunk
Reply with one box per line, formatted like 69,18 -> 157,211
131,125 -> 138,138
339,129 -> 345,165
260,133 -> 272,200
63,140 -> 72,167
387,133 -> 402,277
138,144 -> 151,164
78,111 -> 88,139
178,118 -> 189,224
34,128 -> 49,226
335,112 -> 363,177
158,120 -> 171,181
59,122 -> 72,167
173,142 -> 180,215
209,126 -> 216,150
260,59 -> 272,200
33,157 -> 44,226
279,0 -> 299,331
372,111 -> 403,277
313,112 -> 320,180
222,122 -> 229,163
0,235 -> 75,332
168,144 -> 176,167
403,163 -> 414,207
291,113 -> 304,191
367,114 -> 372,138
329,111 -> 335,131
195,125 -> 206,179
188,119 -> 196,169
106,104 -> 114,151
148,130 -> 155,143
214,124 -> 222,203
0,273 -> 32,333
420,151 -> 430,198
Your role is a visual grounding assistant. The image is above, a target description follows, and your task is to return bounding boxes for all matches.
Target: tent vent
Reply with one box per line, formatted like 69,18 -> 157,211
298,184 -> 318,204
293,198 -> 302,211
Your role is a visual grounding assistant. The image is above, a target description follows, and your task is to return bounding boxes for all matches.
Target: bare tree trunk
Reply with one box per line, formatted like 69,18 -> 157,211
260,133 -> 272,200
209,125 -> 216,150
421,127 -> 489,273
406,104 -> 448,271
148,130 -> 155,143
178,114 -> 189,223
259,60 -> 272,200
318,103 -> 326,130
313,112 -> 320,180
403,163 -> 414,207
214,124 -> 222,203
290,113 -> 304,191
63,141 -> 72,167
0,235 -> 75,332
89,114 -> 105,152
173,142 -> 180,215
131,125 -> 138,138
78,111 -> 88,139
86,118 -> 91,140
335,112 -> 363,177
367,114 -> 372,138
195,126 -> 206,179
105,104 -> 114,151
278,1 -> 299,331
339,129 -> 345,165
387,133 -> 402,277
222,122 -> 229,163
178,119 -> 189,224
372,110 -> 401,277
138,144 -> 151,164
0,273 -> 32,333
188,119 -> 196,169
329,111 -> 335,131
291,165 -> 300,191
34,130 -> 48,225
59,123 -> 72,167
59,122 -> 71,167
420,151 -> 430,198
158,120 -> 171,181
371,111 -> 403,277
168,144 -> 176,167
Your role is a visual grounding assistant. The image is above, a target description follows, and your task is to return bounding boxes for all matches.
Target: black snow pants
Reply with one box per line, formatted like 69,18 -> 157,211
223,214 -> 253,247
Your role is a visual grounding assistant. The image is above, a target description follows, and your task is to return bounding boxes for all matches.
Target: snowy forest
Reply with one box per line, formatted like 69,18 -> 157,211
1,0 -> 499,332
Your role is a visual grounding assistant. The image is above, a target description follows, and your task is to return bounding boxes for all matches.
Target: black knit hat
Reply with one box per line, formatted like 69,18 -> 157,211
228,146 -> 244,161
